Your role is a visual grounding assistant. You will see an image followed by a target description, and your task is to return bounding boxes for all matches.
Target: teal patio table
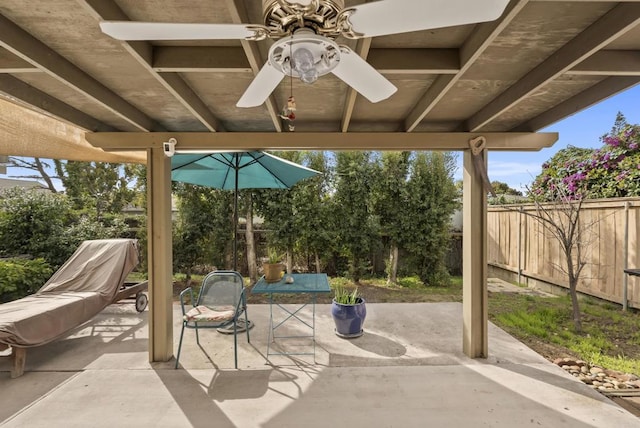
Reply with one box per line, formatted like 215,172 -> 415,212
252,273 -> 330,363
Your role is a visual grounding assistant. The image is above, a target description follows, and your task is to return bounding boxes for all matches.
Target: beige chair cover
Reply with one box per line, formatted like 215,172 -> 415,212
0,239 -> 139,348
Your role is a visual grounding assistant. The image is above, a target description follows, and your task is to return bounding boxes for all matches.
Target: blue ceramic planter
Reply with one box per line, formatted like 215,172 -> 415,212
331,298 -> 366,338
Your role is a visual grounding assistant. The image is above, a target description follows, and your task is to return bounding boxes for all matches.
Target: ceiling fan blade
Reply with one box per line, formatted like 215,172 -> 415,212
331,47 -> 397,103
99,21 -> 256,40
348,0 -> 510,38
236,62 -> 284,108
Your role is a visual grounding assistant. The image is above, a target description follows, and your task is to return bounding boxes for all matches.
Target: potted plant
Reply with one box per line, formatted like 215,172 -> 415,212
331,286 -> 366,338
263,248 -> 284,283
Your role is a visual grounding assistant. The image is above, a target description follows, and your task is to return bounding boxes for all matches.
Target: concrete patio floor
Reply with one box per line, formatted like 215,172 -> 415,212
1,301 -> 638,427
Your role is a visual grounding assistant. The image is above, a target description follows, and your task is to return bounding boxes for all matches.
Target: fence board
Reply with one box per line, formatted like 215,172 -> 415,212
488,197 -> 640,309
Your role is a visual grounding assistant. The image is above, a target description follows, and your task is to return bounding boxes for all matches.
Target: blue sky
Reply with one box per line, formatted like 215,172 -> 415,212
470,84 -> 640,193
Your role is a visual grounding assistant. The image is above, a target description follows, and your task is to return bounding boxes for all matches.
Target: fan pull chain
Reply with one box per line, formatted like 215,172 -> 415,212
279,33 -> 296,131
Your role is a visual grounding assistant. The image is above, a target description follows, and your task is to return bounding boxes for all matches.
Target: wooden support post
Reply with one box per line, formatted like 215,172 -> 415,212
147,147 -> 174,362
11,347 -> 26,378
462,149 -> 488,358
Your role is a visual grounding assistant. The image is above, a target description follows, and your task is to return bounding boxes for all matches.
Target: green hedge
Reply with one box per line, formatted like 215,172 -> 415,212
0,258 -> 53,303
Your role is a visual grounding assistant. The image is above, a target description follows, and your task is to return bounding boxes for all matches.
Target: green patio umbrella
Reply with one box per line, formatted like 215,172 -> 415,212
171,151 -> 320,270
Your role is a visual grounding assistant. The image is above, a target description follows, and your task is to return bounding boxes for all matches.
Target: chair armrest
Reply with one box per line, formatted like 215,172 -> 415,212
179,287 -> 195,315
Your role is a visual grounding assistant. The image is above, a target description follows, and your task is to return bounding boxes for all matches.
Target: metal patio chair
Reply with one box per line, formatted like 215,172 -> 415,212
175,270 -> 250,369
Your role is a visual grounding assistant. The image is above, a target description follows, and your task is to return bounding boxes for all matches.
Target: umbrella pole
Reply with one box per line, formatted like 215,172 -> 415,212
233,160 -> 239,271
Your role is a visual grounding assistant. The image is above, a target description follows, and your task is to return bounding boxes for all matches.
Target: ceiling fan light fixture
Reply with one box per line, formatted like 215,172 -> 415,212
291,47 -> 319,83
268,29 -> 339,84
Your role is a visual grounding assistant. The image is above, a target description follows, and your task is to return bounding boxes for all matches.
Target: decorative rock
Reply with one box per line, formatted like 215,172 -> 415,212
619,374 -> 639,382
555,359 -> 639,392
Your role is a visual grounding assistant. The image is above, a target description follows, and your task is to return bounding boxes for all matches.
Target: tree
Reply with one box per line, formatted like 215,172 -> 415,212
7,157 -> 59,192
253,151 -> 325,273
402,152 -> 458,286
290,151 -> 332,273
172,184 -> 232,285
333,151 -> 378,282
524,182 -> 596,332
55,160 -> 137,220
524,114 -> 640,332
491,181 -> 522,196
371,151 -> 410,283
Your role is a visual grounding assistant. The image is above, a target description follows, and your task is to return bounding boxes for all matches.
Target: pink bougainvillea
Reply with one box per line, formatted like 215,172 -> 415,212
530,113 -> 640,200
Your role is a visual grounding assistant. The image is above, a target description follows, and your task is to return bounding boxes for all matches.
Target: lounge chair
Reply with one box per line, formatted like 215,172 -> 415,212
0,239 -> 141,378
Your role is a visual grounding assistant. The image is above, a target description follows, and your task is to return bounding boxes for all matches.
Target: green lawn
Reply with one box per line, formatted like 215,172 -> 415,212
489,292 -> 640,375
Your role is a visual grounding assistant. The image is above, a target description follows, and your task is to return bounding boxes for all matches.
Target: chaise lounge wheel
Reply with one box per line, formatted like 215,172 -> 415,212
135,292 -> 148,312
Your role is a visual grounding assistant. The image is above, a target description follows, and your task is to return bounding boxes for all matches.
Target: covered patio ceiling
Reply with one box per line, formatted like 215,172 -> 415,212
0,0 -> 638,152
1,0 -> 639,364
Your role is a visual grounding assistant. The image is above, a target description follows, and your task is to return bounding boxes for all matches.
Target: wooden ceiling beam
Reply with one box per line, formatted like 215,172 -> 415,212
466,3 -> 640,132
153,46 -> 251,72
340,38 -> 372,133
151,46 -> 460,74
404,0 -> 528,132
0,47 -> 38,73
0,75 -> 115,132
81,0 -> 223,132
567,50 -> 640,76
226,0 -> 282,132
513,76 -> 640,132
369,48 -> 459,74
0,13 -> 159,132
86,131 -> 558,152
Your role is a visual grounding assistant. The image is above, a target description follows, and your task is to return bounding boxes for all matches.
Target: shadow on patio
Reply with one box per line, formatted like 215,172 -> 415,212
1,302 -> 637,427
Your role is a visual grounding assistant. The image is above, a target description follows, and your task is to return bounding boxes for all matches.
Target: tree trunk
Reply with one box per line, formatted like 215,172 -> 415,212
569,278 -> 583,332
286,250 -> 293,274
34,158 -> 58,193
315,252 -> 321,273
245,194 -> 257,283
388,244 -> 399,284
185,268 -> 192,288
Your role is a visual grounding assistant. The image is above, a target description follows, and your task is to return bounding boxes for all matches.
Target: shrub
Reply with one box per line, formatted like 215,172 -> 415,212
0,188 -> 73,267
0,258 -> 53,302
0,188 -> 130,269
530,113 -> 640,200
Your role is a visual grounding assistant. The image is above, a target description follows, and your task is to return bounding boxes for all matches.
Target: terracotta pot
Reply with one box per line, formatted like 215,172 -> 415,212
263,263 -> 284,283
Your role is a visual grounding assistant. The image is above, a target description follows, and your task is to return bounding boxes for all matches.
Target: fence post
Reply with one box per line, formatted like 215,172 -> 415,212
623,201 -> 630,311
518,205 -> 523,285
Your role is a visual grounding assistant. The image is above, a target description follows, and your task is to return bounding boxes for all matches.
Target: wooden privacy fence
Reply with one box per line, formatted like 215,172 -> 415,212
487,197 -> 640,309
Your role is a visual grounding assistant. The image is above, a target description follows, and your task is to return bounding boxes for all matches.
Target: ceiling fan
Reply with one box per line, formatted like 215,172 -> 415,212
100,0 -> 509,108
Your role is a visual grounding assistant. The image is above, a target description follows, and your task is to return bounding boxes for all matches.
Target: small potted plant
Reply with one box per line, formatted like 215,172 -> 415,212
263,248 -> 284,283
331,286 -> 366,338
